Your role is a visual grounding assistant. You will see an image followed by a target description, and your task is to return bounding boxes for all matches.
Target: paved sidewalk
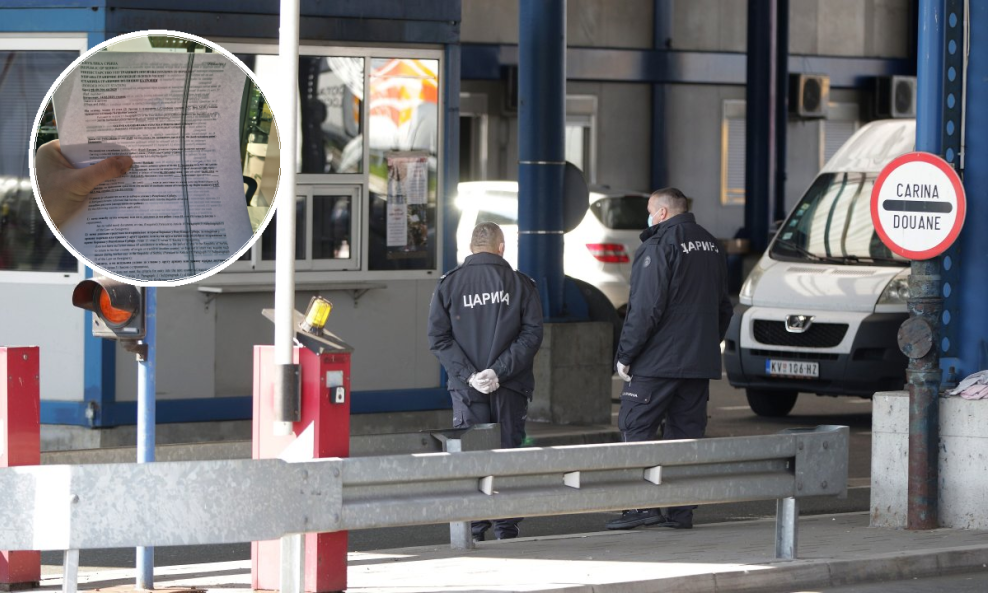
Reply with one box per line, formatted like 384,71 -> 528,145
38,512 -> 988,592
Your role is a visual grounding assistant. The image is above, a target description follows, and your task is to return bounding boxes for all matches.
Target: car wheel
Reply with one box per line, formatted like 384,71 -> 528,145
745,389 -> 798,417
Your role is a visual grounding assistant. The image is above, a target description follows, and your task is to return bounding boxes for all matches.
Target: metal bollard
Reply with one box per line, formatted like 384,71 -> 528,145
431,424 -> 500,549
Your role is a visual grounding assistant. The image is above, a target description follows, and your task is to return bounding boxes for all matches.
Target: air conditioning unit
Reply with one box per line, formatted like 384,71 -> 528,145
874,75 -> 917,118
789,74 -> 830,118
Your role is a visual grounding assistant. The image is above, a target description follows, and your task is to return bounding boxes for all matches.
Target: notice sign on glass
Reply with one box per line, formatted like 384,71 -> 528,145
385,152 -> 429,252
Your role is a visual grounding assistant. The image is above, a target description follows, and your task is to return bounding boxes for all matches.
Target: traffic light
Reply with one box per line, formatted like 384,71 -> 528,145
71,277 -> 145,341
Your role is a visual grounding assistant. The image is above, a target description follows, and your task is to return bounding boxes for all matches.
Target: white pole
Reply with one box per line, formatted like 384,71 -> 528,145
274,0 -> 301,436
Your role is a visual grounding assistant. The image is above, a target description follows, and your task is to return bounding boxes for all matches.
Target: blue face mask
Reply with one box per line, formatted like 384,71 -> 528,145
647,213 -> 654,227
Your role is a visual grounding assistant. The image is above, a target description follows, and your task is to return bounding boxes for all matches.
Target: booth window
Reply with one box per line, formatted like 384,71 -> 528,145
1,50 -> 80,273
260,194 -> 305,261
237,54 -> 364,174
367,58 -> 439,271
721,100 -> 746,206
565,95 -> 597,184
257,187 -> 359,271
223,46 -> 443,278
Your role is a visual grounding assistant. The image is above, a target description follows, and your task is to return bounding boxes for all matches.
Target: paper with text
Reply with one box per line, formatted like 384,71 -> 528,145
53,52 -> 252,281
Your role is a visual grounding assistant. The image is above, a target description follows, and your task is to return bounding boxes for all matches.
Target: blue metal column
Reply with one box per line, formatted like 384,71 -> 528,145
650,0 -> 672,191
908,0 -> 944,531
518,0 -> 566,318
136,287 -> 156,586
443,42 -> 461,274
953,3 -> 988,376
774,0 -> 789,223
939,0 -> 964,382
744,0 -> 777,252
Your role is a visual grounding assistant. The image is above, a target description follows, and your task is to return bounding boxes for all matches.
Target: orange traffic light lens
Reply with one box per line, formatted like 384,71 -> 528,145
98,290 -> 132,325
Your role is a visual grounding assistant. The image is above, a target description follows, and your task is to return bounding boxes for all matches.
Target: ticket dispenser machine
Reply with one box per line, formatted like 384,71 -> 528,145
252,305 -> 353,592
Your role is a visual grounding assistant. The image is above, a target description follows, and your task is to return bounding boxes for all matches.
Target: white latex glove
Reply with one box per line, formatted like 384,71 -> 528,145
616,362 -> 632,382
469,369 -> 499,394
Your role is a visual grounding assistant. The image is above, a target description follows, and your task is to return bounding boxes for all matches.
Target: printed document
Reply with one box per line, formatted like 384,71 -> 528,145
52,52 -> 252,281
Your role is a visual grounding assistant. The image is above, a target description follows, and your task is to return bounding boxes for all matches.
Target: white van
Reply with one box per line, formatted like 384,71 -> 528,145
724,119 -> 915,417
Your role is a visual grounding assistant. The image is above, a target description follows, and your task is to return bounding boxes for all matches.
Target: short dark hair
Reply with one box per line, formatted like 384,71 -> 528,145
650,187 -> 689,214
470,222 -> 504,254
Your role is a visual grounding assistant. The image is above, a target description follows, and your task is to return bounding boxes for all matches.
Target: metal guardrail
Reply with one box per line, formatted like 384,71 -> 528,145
0,425 -> 847,563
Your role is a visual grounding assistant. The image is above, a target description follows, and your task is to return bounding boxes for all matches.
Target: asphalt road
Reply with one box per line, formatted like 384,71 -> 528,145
41,376 -> 875,571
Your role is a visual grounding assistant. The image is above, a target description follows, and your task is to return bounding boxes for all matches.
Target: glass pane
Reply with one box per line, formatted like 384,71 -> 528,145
261,195 -> 305,260
312,193 -> 352,259
1,50 -> 79,272
771,173 -> 905,265
237,55 -> 364,174
368,58 -> 439,271
590,196 -> 649,230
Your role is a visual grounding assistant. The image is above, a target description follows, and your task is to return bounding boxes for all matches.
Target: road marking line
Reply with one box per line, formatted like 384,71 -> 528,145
717,405 -> 752,411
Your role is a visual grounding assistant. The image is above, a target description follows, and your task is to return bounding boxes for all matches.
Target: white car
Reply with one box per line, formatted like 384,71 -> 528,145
455,181 -> 649,314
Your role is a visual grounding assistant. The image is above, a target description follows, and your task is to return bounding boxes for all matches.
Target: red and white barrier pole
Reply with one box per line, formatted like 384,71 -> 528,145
0,346 -> 40,589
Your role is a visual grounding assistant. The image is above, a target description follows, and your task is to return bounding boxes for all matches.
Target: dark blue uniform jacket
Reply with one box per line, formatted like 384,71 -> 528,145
616,212 -> 733,379
428,252 -> 544,397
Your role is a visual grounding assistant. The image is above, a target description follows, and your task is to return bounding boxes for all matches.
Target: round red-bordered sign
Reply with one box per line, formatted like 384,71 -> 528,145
871,151 -> 966,260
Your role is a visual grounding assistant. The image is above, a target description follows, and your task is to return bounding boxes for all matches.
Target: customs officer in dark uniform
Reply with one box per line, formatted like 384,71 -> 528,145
606,188 -> 733,531
428,221 -> 544,540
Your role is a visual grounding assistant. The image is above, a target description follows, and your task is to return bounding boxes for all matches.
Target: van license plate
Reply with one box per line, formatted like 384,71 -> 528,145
766,360 -> 819,378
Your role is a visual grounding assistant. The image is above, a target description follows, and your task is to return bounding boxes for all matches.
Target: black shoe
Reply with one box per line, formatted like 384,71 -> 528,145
653,515 -> 692,529
472,531 -> 486,543
605,509 -> 662,530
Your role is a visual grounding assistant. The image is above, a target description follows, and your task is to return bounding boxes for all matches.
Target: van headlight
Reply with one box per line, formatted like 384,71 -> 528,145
739,265 -> 765,305
879,272 -> 911,305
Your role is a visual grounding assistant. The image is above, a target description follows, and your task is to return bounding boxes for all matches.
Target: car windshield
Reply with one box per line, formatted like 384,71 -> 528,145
590,196 -> 648,230
771,172 -> 908,266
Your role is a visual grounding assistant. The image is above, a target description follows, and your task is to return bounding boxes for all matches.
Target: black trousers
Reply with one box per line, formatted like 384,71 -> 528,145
617,376 -> 710,524
450,387 -> 528,539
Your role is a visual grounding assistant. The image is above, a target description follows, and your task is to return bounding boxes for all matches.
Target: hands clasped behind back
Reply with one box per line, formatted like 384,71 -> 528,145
468,369 -> 500,394
35,139 -> 134,227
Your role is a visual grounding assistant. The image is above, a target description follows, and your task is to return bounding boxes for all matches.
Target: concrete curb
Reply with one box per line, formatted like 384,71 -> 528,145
570,544 -> 988,593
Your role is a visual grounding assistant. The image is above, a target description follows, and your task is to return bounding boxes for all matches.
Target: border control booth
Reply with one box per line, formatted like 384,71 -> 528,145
0,1 -> 462,443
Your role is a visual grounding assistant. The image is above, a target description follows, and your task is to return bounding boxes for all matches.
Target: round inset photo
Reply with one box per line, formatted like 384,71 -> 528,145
31,30 -> 280,285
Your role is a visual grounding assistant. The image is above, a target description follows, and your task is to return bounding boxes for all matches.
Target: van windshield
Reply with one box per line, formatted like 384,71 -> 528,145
770,172 -> 908,266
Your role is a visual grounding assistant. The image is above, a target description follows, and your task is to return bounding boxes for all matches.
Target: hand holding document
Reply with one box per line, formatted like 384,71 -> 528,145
49,51 -> 252,282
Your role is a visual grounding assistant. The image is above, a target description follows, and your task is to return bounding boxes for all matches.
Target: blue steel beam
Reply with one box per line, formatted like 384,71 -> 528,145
4,0 -> 460,21
461,44 -> 913,88
105,11 -> 458,44
518,0 -> 566,318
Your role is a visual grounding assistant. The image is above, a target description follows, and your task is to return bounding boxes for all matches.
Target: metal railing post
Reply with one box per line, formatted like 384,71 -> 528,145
775,497 -> 798,559
279,534 -> 304,593
432,424 -> 499,549
62,549 -> 79,593
442,437 -> 473,549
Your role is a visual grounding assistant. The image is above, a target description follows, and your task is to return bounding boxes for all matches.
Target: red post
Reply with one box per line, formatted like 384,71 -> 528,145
252,345 -> 350,592
0,347 -> 41,589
